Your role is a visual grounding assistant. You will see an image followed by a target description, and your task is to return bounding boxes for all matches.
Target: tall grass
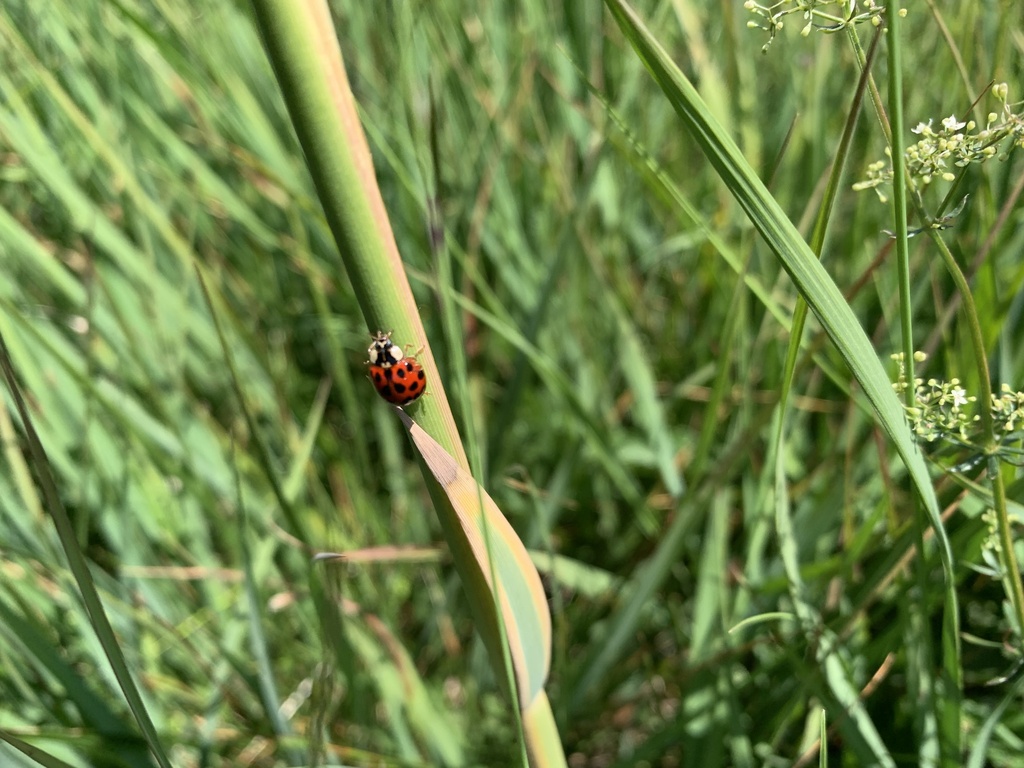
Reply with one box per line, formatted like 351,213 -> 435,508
1,0 -> 1023,766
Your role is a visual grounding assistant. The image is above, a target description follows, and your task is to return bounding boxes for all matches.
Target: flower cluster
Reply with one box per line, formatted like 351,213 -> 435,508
892,353 -> 1024,462
855,84 -> 1024,202
745,0 -> 891,53
892,353 -> 977,444
991,384 -> 1024,441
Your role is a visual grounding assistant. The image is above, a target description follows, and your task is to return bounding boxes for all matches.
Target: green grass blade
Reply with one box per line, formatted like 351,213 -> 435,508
0,731 -> 77,768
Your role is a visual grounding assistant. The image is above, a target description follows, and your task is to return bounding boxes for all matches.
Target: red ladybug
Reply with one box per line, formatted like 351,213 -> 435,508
366,330 -> 426,406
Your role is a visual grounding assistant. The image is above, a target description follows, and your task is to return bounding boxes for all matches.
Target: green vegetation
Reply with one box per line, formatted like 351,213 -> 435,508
2,0 -> 1023,766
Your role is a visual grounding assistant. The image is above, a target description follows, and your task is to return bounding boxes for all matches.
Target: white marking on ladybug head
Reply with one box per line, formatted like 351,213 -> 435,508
368,330 -> 403,366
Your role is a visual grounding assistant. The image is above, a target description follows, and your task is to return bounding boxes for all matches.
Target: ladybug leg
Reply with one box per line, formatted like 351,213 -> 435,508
403,344 -> 425,357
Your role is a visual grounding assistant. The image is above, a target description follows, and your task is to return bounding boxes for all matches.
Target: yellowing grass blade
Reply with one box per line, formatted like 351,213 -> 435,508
396,408 -> 551,709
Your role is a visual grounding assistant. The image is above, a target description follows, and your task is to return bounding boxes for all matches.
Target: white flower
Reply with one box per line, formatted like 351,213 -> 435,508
912,120 -> 933,135
951,387 -> 968,407
942,114 -> 966,132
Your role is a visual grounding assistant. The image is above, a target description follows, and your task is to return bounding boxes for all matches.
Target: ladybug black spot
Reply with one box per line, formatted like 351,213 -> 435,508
395,367 -> 407,380
417,371 -> 425,380
393,382 -> 407,394
373,371 -> 384,383
408,381 -> 419,392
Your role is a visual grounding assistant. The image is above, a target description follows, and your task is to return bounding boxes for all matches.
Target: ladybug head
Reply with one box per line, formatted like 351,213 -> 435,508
368,330 -> 404,366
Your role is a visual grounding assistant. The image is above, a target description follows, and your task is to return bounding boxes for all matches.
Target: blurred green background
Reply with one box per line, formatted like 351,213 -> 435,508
2,0 -> 1024,766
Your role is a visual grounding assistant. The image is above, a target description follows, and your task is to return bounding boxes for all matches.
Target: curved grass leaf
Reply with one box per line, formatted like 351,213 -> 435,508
396,407 -> 552,709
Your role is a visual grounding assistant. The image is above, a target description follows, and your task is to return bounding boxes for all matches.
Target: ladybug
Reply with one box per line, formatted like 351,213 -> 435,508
366,330 -> 426,406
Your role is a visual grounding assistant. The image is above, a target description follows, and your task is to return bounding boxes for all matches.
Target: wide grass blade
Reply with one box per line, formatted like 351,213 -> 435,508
248,2 -> 564,762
